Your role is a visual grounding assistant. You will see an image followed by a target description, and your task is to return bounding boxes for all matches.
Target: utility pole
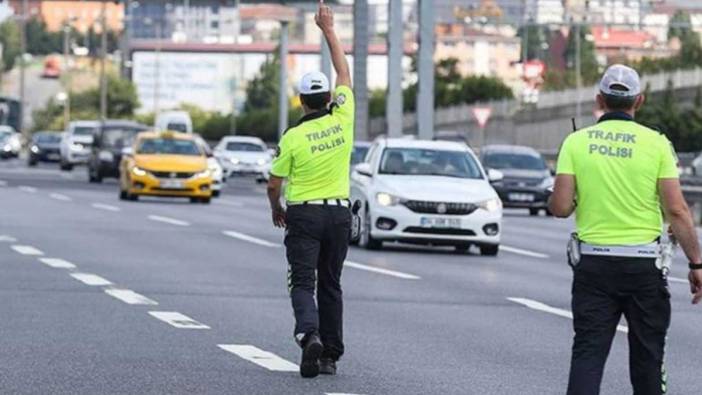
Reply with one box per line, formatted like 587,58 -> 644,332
277,20 -> 289,140
353,0 -> 369,140
99,0 -> 108,122
19,0 -> 27,137
63,22 -> 71,130
320,33 -> 331,80
416,0 -> 435,140
386,0 -> 402,137
574,21 -> 582,125
154,17 -> 162,117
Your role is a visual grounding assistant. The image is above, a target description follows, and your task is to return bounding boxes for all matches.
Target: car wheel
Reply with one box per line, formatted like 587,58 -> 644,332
119,189 -> 128,200
529,208 -> 540,216
201,197 -> 211,204
454,244 -> 471,254
545,208 -> 553,216
190,197 -> 200,204
60,161 -> 73,171
28,159 -> 37,167
212,190 -> 220,198
480,244 -> 499,256
359,206 -> 382,250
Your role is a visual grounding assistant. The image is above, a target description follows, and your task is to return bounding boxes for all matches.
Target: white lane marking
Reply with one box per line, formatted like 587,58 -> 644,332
105,288 -> 158,305
508,297 -> 628,334
0,235 -> 17,242
70,273 -> 113,286
222,230 -> 282,248
500,245 -> 550,259
11,245 -> 44,256
18,185 -> 37,193
668,277 -> 688,284
149,311 -> 210,329
327,393 -> 367,395
92,203 -> 121,212
344,261 -> 421,280
217,200 -> 244,207
39,258 -> 76,269
59,173 -> 74,180
0,180 -> 7,186
148,215 -> 190,227
49,193 -> 72,201
218,344 -> 298,372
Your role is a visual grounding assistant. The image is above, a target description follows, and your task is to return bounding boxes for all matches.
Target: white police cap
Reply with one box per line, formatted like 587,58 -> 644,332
599,64 -> 641,97
298,71 -> 330,95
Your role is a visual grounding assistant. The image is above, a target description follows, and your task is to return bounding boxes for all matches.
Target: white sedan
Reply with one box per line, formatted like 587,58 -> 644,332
351,138 -> 503,255
214,136 -> 272,182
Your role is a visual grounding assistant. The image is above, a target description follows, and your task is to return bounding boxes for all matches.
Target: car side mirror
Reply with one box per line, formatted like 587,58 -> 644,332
354,162 -> 373,177
487,168 -> 504,182
121,147 -> 133,157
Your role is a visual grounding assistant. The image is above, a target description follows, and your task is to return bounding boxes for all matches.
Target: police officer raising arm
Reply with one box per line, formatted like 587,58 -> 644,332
550,64 -> 702,395
266,0 -> 354,379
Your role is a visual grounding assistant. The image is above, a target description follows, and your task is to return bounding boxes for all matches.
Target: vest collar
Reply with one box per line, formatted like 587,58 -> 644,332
297,109 -> 330,126
597,111 -> 634,123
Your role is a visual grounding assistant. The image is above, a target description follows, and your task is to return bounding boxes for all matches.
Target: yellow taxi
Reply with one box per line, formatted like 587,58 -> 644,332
119,131 -> 213,203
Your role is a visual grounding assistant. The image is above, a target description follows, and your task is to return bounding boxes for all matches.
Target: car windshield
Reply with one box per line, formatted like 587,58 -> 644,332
167,123 -> 188,133
100,127 -> 140,148
484,152 -> 547,171
35,133 -> 61,143
226,142 -> 264,152
73,126 -> 95,136
379,148 -> 483,179
137,138 -> 201,156
351,146 -> 369,165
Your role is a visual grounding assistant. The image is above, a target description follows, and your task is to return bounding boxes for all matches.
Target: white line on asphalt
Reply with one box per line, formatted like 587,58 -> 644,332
147,215 -> 190,227
344,261 -> 421,280
70,273 -> 113,286
327,393 -> 367,395
105,288 -> 158,305
59,173 -> 74,180
11,245 -> 44,256
217,200 -> 244,207
668,277 -> 688,284
149,311 -> 210,329
92,203 -> 121,212
39,258 -> 76,269
49,193 -> 72,201
18,185 -> 37,193
218,344 -> 298,372
0,180 -> 6,187
508,297 -> 628,334
0,235 -> 17,242
222,230 -> 282,248
500,245 -> 550,259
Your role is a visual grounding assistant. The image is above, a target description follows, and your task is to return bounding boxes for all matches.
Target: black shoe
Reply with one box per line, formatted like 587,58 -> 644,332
319,358 -> 337,375
299,333 -> 323,378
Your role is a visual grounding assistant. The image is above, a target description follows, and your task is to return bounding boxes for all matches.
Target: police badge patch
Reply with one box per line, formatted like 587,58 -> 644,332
336,94 -> 346,106
275,146 -> 281,158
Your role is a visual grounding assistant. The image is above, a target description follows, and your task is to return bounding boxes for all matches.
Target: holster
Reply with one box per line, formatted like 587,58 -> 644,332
567,232 -> 581,268
349,200 -> 362,243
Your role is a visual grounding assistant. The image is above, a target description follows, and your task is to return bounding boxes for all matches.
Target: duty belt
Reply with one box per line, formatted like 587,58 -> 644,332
287,199 -> 350,207
580,242 -> 660,258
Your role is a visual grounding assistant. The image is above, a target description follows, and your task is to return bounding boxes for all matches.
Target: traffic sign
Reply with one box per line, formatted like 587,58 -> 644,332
473,107 -> 492,128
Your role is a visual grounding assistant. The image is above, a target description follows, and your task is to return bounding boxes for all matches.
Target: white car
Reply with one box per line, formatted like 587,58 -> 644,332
214,136 -> 273,182
155,111 -> 193,134
60,120 -> 99,170
351,138 -> 504,255
193,135 -> 225,197
0,125 -> 21,158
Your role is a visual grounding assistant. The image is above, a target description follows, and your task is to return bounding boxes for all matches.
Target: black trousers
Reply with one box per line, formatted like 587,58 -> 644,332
567,255 -> 671,395
285,204 -> 351,361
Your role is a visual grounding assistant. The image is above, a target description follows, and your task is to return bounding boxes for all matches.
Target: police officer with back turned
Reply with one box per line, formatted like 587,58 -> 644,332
266,0 -> 353,379
550,64 -> 702,395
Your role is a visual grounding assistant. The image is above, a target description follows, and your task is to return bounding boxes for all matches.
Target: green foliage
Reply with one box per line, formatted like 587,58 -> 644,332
668,10 -> 695,42
236,107 -> 303,143
244,55 -> 279,112
517,25 -> 551,61
0,20 -> 21,71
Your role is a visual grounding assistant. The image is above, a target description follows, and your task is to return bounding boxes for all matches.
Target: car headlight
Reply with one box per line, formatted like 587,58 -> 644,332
98,150 -> 114,162
256,158 -> 267,166
230,158 -> 240,165
131,166 -> 147,176
539,176 -> 554,189
3,144 -> 11,152
70,143 -> 84,151
376,192 -> 401,207
30,145 -> 39,153
479,197 -> 502,212
194,169 -> 211,178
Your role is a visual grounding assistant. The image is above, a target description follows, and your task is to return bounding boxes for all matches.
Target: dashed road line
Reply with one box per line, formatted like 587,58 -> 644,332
0,235 -> 17,242
668,276 -> 689,285
49,193 -> 72,202
149,311 -> 210,329
500,245 -> 550,259
0,180 -> 7,187
217,200 -> 244,207
327,393 -> 367,395
222,230 -> 282,248
92,203 -> 121,212
148,215 -> 190,227
39,258 -> 76,269
344,261 -> 421,280
18,185 -> 37,193
508,297 -> 628,334
70,273 -> 113,286
218,344 -> 298,372
105,288 -> 158,305
11,245 -> 44,256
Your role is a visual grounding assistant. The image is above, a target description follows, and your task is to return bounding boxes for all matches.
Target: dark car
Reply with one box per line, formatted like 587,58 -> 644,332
88,120 -> 148,183
481,144 -> 554,216
28,132 -> 63,166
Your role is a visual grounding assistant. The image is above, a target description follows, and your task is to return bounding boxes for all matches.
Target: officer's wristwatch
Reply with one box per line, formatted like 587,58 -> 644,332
689,262 -> 702,270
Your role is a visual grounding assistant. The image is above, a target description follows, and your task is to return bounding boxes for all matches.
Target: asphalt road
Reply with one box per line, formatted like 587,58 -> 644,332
1,159 -> 701,395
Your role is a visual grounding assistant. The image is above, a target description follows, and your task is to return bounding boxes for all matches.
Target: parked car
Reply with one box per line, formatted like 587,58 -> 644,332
41,56 -> 61,79
194,134 -> 225,197
28,132 -> 62,166
155,111 -> 193,134
88,120 -> 148,183
60,120 -> 99,170
351,138 -> 503,255
119,131 -> 213,203
351,141 -> 372,166
0,125 -> 21,158
214,136 -> 272,182
480,144 -> 554,216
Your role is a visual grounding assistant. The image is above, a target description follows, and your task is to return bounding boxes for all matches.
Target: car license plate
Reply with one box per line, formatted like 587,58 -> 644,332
420,217 -> 461,228
47,153 -> 60,160
160,179 -> 184,189
509,193 -> 534,202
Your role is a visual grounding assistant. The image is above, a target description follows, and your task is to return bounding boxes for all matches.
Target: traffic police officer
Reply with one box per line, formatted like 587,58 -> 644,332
550,64 -> 702,395
266,1 -> 353,379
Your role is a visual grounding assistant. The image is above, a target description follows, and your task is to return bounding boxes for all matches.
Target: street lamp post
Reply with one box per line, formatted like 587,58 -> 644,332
99,0 -> 108,122
19,0 -> 28,138
277,20 -> 289,140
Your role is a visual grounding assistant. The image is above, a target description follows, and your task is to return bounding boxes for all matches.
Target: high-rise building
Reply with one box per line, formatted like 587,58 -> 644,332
525,0 -> 565,25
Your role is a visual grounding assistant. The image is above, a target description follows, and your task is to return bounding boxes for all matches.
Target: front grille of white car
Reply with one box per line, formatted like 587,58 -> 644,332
402,200 -> 478,215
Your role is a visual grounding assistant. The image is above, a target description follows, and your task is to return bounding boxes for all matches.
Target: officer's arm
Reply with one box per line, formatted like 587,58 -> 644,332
316,1 -> 351,88
548,175 -> 576,218
659,179 -> 702,264
267,176 -> 286,228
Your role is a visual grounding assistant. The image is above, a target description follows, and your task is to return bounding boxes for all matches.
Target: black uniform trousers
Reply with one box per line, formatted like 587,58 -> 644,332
567,255 -> 671,395
284,204 -> 351,361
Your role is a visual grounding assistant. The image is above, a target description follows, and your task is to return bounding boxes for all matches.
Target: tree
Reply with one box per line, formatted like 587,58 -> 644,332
564,25 -> 599,85
517,24 -> 551,61
0,20 -> 21,71
668,10 -> 695,42
244,55 -> 279,112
